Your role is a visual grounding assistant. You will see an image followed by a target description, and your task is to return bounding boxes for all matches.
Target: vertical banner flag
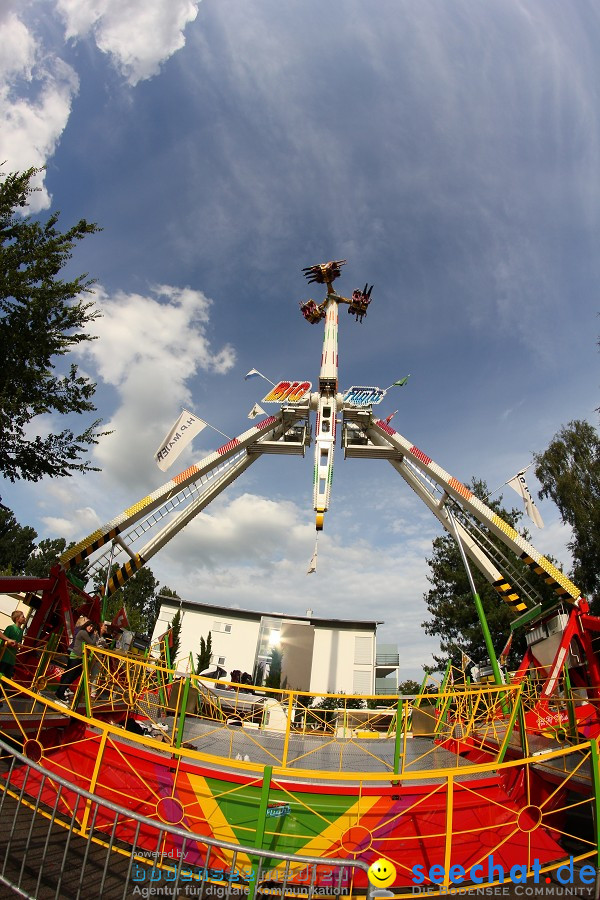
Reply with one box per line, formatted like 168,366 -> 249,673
245,368 -> 275,385
307,538 -> 318,574
506,468 -> 544,529
460,650 -> 473,671
155,409 -> 207,471
248,403 -> 266,419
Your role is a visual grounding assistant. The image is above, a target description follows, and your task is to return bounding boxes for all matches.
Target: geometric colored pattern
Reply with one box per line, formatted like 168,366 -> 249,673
493,579 -> 527,613
520,554 -> 579,601
6,727 -> 573,890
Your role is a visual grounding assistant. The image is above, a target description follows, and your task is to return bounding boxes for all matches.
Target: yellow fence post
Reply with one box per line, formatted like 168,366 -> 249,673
443,774 -> 454,892
80,728 -> 108,835
281,690 -> 295,769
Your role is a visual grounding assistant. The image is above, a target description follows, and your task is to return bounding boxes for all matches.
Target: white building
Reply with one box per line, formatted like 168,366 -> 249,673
152,598 -> 399,696
0,593 -> 30,632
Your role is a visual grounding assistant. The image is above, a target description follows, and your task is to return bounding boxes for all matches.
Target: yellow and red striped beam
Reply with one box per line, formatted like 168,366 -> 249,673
372,419 -> 581,604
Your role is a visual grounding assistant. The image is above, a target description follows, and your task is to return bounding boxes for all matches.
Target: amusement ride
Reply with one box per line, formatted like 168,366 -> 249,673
0,261 -> 599,897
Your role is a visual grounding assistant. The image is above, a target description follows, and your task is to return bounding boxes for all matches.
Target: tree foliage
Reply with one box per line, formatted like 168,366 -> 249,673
0,506 -> 36,574
0,507 -> 88,584
196,631 -> 213,673
315,692 -> 365,710
169,609 -> 182,663
93,565 -> 160,634
534,419 -> 600,610
23,537 -> 67,577
398,678 -> 422,695
265,646 -> 283,689
0,167 -> 105,483
422,478 -> 557,670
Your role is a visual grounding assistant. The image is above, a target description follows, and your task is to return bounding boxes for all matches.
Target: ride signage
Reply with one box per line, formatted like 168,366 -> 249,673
342,385 -> 386,406
266,803 -> 291,818
262,380 -> 312,403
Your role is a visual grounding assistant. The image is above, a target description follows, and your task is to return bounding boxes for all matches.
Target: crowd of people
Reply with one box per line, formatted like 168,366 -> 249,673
0,609 -> 117,708
55,619 -> 114,705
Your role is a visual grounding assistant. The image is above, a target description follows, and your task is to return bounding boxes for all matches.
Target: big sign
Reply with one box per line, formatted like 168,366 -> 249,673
263,381 -> 312,403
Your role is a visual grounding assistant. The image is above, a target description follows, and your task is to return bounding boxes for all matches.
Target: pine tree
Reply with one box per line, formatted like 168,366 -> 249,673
196,632 -> 213,673
0,167 -> 105,483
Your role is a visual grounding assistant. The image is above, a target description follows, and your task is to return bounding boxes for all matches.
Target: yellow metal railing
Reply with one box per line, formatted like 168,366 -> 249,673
55,646 -> 529,775
0,674 -> 596,895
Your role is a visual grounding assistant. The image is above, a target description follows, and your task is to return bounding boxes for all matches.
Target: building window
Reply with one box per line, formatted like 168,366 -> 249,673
224,624 -> 232,633
218,656 -> 226,666
353,670 -> 372,694
354,636 -> 372,665
213,620 -> 232,633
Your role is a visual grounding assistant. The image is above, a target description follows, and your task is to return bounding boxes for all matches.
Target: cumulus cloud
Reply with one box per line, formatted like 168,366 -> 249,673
151,489 -> 442,677
159,492 -> 312,569
41,507 -> 102,540
0,1 -> 202,209
0,7 -> 78,210
76,283 -> 235,490
56,0 -> 202,85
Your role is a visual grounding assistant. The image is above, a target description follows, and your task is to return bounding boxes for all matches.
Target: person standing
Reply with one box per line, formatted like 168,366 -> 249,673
55,620 -> 97,705
0,610 -> 26,679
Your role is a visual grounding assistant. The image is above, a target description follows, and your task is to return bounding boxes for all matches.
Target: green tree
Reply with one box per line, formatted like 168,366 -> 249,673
169,609 -> 182,663
422,478 -> 557,670
23,536 -> 87,583
196,631 -> 213,673
121,568 -> 160,634
265,646 -> 283,689
23,537 -> 66,577
534,420 -> 600,610
0,167 -> 104,484
93,565 -> 160,634
0,506 -> 37,574
398,679 -> 422,695
315,692 -> 365,710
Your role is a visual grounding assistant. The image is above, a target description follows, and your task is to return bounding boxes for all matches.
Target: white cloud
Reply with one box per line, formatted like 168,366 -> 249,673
0,8 -> 78,210
0,0 -> 202,210
158,492 -> 311,569
76,284 -> 235,491
56,0 -> 201,86
42,506 -> 102,539
147,489 -> 442,678
0,6 -> 36,81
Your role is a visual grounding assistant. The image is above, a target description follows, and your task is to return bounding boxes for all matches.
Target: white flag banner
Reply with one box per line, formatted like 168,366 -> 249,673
248,403 -> 266,419
506,470 -> 544,529
307,539 -> 318,574
155,409 -> 207,471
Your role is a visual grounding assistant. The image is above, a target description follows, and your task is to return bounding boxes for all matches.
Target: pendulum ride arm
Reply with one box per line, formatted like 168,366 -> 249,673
59,412 -> 290,598
350,416 -> 538,614
346,414 -> 582,609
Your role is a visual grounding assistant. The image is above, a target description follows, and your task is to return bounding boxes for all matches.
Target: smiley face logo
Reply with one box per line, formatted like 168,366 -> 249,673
368,858 -> 396,888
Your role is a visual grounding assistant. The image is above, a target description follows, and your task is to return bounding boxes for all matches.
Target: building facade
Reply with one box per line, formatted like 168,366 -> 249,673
152,598 -> 398,696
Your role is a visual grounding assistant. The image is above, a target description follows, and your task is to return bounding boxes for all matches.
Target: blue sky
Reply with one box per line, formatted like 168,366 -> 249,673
1,0 -> 599,680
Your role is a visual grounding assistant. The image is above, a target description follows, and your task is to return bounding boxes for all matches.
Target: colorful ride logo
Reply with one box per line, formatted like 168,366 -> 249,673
262,380 -> 311,403
343,385 -> 385,406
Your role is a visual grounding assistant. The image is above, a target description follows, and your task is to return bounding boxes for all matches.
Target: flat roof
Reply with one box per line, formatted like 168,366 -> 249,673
157,595 -> 383,629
